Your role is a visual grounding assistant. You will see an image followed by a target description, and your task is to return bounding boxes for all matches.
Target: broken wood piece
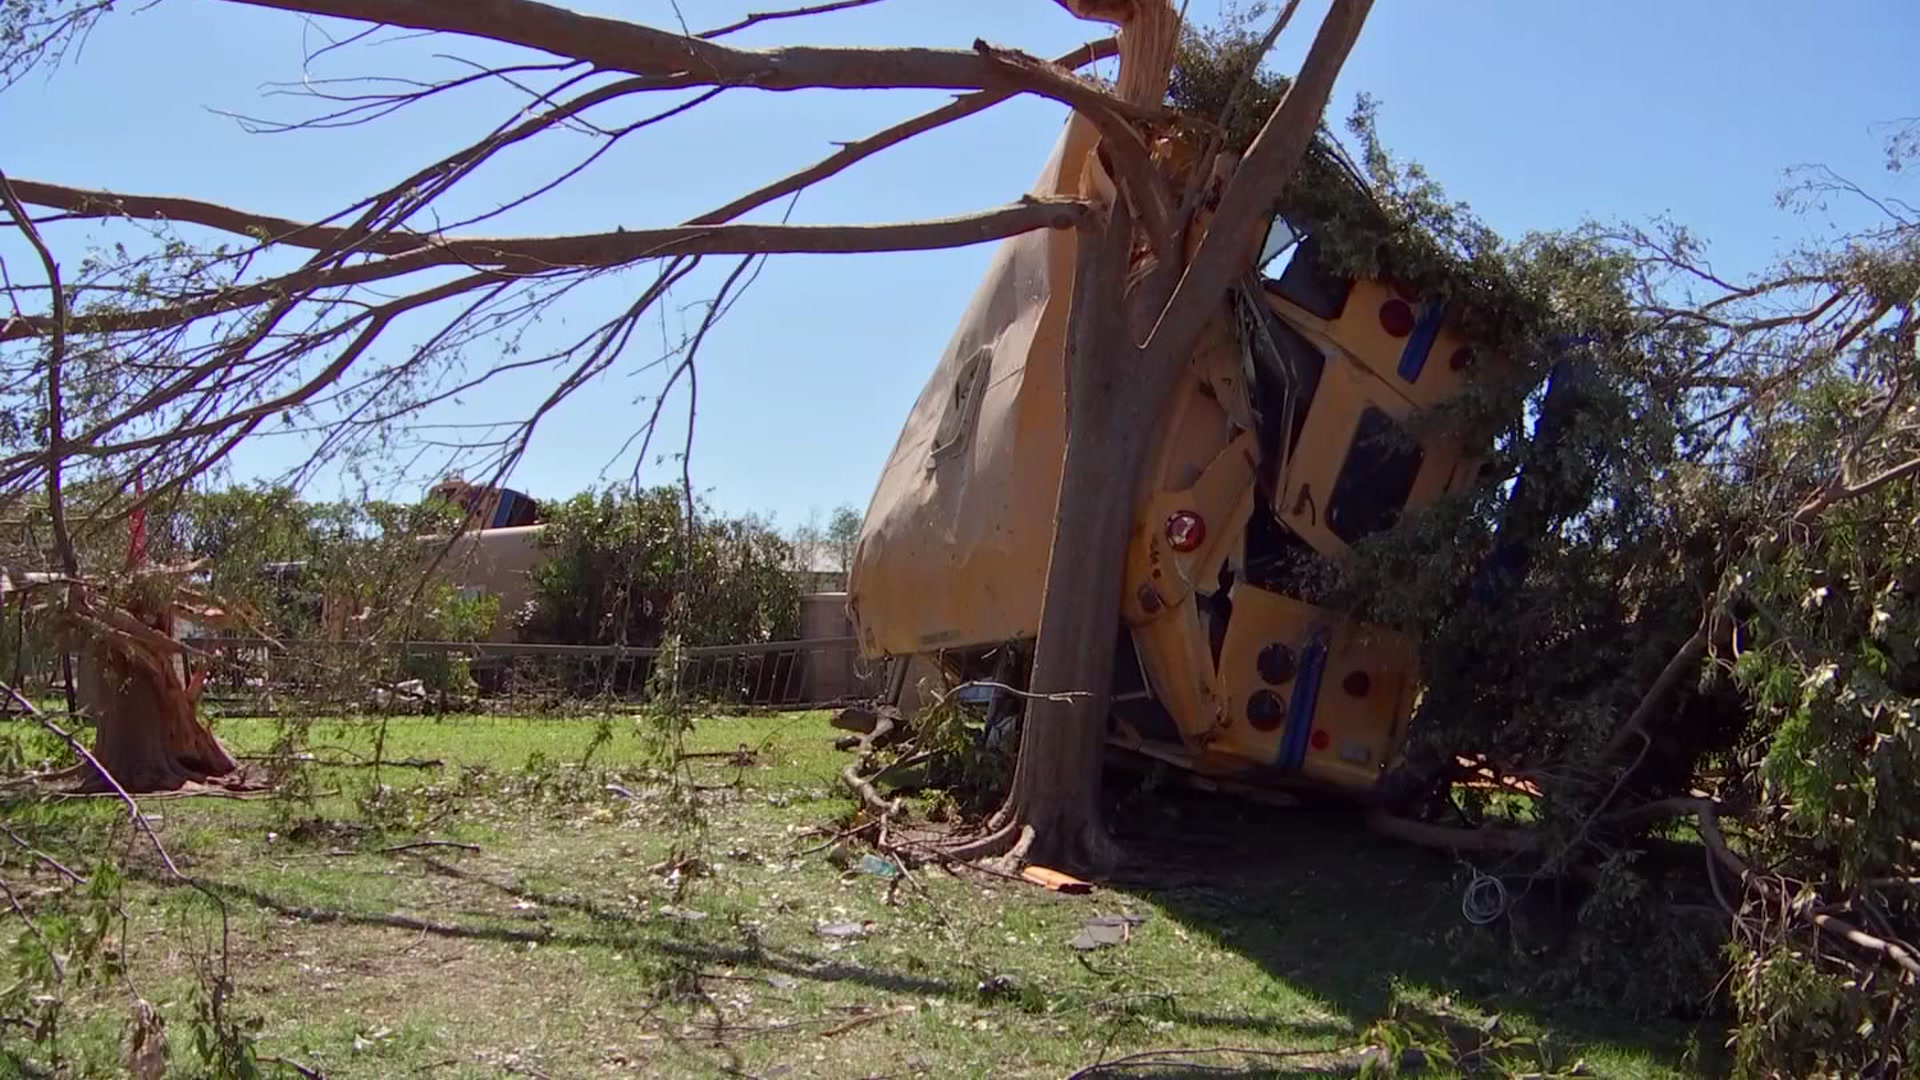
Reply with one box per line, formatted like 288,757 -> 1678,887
1022,865 -> 1093,894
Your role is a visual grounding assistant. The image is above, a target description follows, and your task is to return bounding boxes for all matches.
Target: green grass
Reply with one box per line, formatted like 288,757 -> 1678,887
1,711 -> 1720,1078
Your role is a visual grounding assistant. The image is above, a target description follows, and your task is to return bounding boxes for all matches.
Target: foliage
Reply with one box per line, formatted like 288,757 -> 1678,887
787,502 -> 863,576
1178,21 -> 1920,1077
518,485 -> 800,650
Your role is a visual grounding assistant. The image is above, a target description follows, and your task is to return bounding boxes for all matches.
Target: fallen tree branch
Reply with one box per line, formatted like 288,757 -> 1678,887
224,0 -> 1160,117
1599,614 -> 1714,758
837,705 -> 901,819
1,198 -> 1094,342
374,840 -> 480,855
1811,910 -> 1920,981
1364,809 -> 1543,855
0,821 -> 87,885
1066,1045 -> 1336,1079
1596,797 -> 1920,983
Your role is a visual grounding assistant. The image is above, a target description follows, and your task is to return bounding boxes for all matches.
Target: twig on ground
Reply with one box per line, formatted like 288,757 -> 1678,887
258,1054 -> 330,1079
239,753 -> 443,770
376,840 -> 481,855
1065,1045 -> 1329,1079
819,1004 -> 916,1037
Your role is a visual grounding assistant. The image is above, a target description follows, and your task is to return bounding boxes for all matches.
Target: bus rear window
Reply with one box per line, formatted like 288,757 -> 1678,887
1326,407 -> 1424,545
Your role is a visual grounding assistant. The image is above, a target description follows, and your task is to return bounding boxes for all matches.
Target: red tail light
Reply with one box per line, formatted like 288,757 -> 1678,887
1165,511 -> 1206,553
1378,299 -> 1415,338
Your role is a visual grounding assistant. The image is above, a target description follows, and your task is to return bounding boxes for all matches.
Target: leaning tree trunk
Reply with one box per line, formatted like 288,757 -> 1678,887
72,602 -> 236,794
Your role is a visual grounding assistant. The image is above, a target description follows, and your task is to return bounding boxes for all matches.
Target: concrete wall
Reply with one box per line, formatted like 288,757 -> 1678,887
429,524 -> 548,642
799,592 -> 862,701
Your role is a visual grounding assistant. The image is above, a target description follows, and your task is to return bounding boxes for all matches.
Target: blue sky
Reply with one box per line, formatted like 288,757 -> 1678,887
5,0 -> 1916,528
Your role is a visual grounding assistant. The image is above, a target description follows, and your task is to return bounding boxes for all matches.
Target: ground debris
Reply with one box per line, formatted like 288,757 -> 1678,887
815,919 -> 875,939
1069,913 -> 1148,951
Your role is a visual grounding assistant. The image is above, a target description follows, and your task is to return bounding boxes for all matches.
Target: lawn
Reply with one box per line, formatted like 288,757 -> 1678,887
0,710 -> 1719,1078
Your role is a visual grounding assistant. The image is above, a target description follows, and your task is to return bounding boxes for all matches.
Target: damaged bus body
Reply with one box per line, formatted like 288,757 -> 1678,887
847,114 -> 1494,799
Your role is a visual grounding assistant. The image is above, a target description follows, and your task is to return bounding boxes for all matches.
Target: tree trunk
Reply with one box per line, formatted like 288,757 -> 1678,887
76,635 -> 235,794
952,204 -> 1186,872
952,0 -> 1373,872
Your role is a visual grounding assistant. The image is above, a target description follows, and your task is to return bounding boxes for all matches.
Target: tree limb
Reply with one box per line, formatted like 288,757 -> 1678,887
224,0 -> 1158,118
1142,0 -> 1372,361
690,37 -> 1117,226
0,171 -> 77,579
1,199 -> 1092,342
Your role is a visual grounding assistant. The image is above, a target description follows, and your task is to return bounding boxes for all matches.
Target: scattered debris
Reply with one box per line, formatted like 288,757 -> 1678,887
977,973 -> 1018,996
1069,913 -> 1147,951
821,1003 -> 916,1036
853,854 -> 901,880
1022,865 -> 1092,894
815,919 -> 875,939
830,703 -> 899,736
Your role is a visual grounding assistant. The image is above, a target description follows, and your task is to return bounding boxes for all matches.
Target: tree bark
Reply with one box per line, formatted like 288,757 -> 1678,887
78,641 -> 236,793
956,201 -> 1172,872
70,599 -> 237,794
955,0 -> 1374,873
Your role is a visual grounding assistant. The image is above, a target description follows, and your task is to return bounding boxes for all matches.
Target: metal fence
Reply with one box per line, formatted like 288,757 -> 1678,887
182,635 -> 893,711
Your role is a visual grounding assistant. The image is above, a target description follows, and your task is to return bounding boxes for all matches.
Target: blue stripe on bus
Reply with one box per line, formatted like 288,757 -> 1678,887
1281,625 -> 1330,771
1397,301 -> 1445,383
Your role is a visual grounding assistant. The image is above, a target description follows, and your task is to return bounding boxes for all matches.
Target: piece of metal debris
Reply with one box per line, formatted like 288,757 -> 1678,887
1068,913 -> 1147,951
815,919 -> 875,939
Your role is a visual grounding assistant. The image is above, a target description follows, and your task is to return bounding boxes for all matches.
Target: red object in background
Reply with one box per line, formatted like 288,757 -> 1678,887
126,468 -> 148,570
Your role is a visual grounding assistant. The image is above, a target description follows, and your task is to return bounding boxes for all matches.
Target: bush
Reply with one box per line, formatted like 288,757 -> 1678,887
517,486 -> 800,649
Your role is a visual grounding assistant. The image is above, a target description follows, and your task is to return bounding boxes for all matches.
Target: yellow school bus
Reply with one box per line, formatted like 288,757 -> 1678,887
847,113 -> 1492,797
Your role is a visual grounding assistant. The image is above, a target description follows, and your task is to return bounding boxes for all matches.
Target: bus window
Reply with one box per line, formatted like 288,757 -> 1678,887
1267,233 -> 1353,321
1326,407 -> 1424,545
1257,214 -> 1302,272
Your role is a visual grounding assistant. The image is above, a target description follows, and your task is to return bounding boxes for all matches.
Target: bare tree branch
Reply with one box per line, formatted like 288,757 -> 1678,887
224,0 -> 1159,119
699,0 -> 892,40
691,37 -> 1117,226
0,170 -> 78,581
2,198 -> 1091,342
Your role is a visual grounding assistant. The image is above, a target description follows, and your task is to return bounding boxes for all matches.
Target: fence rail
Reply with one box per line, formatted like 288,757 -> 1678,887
182,635 -> 890,711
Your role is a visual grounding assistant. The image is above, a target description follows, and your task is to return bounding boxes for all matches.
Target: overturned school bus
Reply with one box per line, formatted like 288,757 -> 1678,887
847,112 -> 1493,798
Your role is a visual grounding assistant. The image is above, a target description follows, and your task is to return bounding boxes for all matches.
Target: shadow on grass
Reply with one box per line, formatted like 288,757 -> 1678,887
173,781 -> 1718,1075
1100,786 -> 1721,1075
